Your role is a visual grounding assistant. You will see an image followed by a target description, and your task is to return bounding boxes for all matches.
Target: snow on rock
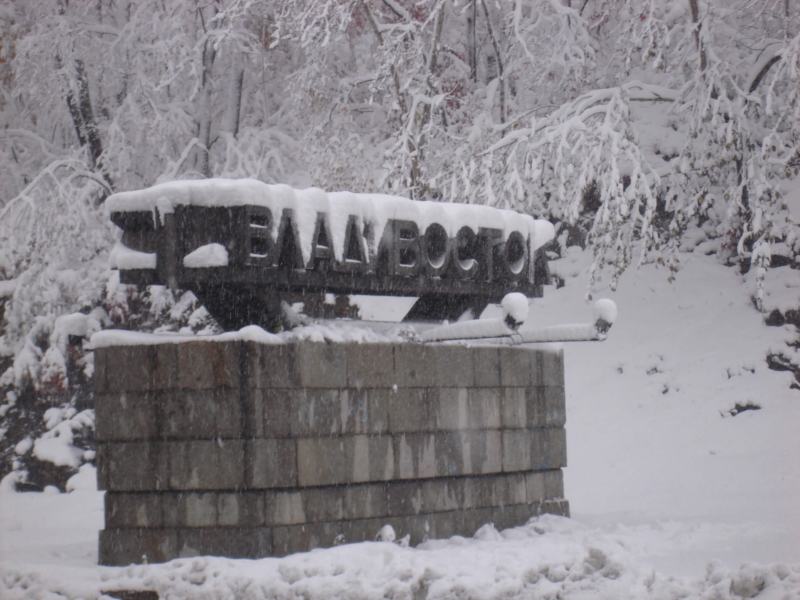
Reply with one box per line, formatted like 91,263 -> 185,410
0,277 -> 18,298
106,179 -> 555,264
376,524 -> 396,542
108,242 -> 156,270
501,292 -> 530,326
593,299 -> 617,325
183,243 -> 229,268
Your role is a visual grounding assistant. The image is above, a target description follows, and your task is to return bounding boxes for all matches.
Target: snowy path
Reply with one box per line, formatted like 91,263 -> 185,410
1,252 -> 799,599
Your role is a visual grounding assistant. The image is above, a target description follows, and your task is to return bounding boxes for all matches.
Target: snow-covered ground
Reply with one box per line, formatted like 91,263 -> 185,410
1,250 -> 799,599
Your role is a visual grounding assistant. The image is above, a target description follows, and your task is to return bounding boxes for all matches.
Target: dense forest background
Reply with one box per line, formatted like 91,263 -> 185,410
0,0 -> 798,488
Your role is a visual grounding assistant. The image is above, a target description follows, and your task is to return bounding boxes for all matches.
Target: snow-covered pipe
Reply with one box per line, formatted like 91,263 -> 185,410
421,298 -> 617,344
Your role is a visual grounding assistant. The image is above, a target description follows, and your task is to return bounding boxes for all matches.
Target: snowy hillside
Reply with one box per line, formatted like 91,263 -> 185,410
1,249 -> 798,599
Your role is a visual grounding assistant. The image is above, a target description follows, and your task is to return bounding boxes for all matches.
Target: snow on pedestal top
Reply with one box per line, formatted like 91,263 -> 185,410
106,178 -> 555,263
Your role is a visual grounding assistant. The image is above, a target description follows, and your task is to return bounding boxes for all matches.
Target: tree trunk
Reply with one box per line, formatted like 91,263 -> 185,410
197,37 -> 216,178
226,52 -> 245,139
688,0 -> 707,72
481,0 -> 505,123
467,0 -> 477,82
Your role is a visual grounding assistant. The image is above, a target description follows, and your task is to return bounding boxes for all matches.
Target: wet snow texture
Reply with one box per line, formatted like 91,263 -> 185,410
1,252 -> 799,599
106,178 -> 556,264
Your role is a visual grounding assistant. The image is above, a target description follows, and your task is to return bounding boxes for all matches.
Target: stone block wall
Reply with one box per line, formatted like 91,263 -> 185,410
95,340 -> 568,566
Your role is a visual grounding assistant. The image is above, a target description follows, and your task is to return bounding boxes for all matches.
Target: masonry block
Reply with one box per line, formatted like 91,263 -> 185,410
95,392 -> 157,441
433,507 -> 494,539
184,492 -> 217,527
492,503 -> 534,532
98,343 -> 178,392
543,386 -> 566,427
501,387 -> 526,429
241,387 -> 292,438
343,483 -> 389,520
538,498 -> 570,518
346,434 -> 394,483
499,347 -> 533,387
347,343 -> 394,388
303,487 -> 344,523
386,480 -> 425,516
105,493 -> 163,528
543,469 -> 564,499
272,522 -> 344,557
502,429 -> 532,472
394,344 -> 437,387
215,492 -> 265,526
462,475 -> 498,509
524,387 -> 546,427
493,473 -> 528,507
160,388 -> 241,439
265,490 -> 306,525
526,470 -> 547,502
344,388 -> 389,434
394,433 -> 437,479
436,388 -> 469,430
291,388 -> 345,436
245,438 -> 297,488
389,387 -> 436,432
99,527 -> 178,566
243,342 -> 296,388
294,342 -> 347,388
539,348 -> 564,387
529,427 -> 567,469
178,527 -> 272,559
297,437 -> 346,486
168,440 -> 245,490
438,386 -> 502,432
177,341 -> 241,390
421,477 -> 464,513
98,442 -> 164,492
434,345 -> 475,387
472,346 -> 500,387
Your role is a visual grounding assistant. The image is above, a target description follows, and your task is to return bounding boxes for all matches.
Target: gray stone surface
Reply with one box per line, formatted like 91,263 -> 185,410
291,388 -> 346,436
95,392 -> 157,441
160,388 -> 241,439
99,527 -> 178,566
243,342 -> 296,388
345,388 -> 389,434
434,345 -> 475,388
96,339 -> 571,565
343,483 -> 389,520
296,437 -> 346,486
167,440 -> 245,490
105,493 -> 164,528
472,346 -> 500,387
245,439 -> 297,488
539,349 -> 565,387
346,434 -> 395,483
499,347 -> 533,387
97,442 -> 163,492
543,386 -> 567,427
177,340 -> 241,390
294,342 -> 347,388
394,344 -> 437,387
347,343 -> 394,388
94,343 -> 179,393
389,387 -> 435,432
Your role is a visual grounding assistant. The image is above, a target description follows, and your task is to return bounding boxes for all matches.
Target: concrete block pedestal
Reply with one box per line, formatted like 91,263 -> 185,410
95,340 -> 568,565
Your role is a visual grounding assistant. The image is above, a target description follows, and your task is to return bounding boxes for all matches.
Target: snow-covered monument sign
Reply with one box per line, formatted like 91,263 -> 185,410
94,179 -> 616,566
107,179 -> 555,326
